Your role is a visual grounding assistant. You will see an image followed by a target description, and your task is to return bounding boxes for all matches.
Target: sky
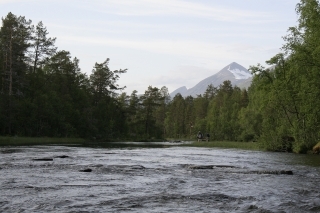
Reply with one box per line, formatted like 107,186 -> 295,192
1,0 -> 301,94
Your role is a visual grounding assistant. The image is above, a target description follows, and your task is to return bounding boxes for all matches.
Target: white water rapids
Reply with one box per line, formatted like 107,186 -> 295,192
1,143 -> 320,212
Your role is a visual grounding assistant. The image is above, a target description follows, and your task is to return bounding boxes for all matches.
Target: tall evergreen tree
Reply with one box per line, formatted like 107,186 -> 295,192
139,86 -> 163,137
154,86 -> 170,138
165,93 -> 186,138
30,21 -> 57,73
90,58 -> 127,104
0,12 -> 32,135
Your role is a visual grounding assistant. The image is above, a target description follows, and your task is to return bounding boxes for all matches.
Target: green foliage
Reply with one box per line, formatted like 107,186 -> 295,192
139,86 -> 165,138
30,21 -> 57,73
206,81 -> 244,141
90,58 -> 127,101
166,93 -> 186,137
0,13 -> 32,135
2,1 -> 320,152
244,0 -> 320,153
0,13 -> 127,140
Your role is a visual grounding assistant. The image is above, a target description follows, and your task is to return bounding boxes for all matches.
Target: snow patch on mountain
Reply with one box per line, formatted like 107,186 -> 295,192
169,62 -> 253,97
228,66 -> 252,80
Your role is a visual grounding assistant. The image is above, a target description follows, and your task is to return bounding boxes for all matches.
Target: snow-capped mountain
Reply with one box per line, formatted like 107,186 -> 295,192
170,62 -> 252,97
227,65 -> 252,80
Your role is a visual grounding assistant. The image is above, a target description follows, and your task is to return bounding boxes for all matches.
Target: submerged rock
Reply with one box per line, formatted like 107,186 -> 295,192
130,165 -> 146,170
281,170 -> 293,175
56,155 -> 69,158
32,158 -> 53,161
187,165 -> 236,169
251,170 -> 293,175
185,164 -> 293,175
79,168 -> 92,172
239,170 -> 293,175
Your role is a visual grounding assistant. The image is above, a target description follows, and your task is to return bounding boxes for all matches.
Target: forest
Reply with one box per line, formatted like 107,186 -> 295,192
1,0 -> 320,153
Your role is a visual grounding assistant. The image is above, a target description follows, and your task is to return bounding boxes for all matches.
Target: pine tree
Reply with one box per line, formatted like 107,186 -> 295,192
0,12 -> 32,135
30,21 -> 57,73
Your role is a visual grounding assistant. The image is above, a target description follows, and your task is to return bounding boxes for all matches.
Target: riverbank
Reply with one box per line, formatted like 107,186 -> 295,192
0,136 -> 293,153
0,136 -> 85,146
1,136 -> 318,154
184,141 -> 261,151
0,137 -> 261,151
0,136 -> 169,147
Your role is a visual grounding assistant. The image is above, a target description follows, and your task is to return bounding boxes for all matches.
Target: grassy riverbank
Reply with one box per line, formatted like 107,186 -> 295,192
0,136 -> 85,146
184,141 -> 261,151
0,136 -> 259,151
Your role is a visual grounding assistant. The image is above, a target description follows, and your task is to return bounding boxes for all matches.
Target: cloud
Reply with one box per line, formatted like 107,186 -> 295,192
83,0 -> 270,22
119,65 -> 219,94
0,0 -> 25,3
0,0 -> 41,4
0,0 -> 296,95
116,64 -> 211,94
152,65 -> 216,83
58,34 -> 279,68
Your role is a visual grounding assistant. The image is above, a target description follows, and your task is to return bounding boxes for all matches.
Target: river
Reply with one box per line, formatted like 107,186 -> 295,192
1,142 -> 320,212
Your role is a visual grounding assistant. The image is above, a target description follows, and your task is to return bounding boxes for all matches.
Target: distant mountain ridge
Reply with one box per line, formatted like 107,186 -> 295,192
170,86 -> 188,98
170,62 -> 252,97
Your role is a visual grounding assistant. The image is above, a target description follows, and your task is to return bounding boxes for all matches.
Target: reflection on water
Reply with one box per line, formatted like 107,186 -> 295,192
79,141 -> 193,149
80,141 -> 188,149
289,153 -> 320,167
1,142 -> 320,213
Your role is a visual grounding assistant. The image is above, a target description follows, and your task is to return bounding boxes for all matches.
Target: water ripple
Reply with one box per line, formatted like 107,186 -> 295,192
0,144 -> 319,212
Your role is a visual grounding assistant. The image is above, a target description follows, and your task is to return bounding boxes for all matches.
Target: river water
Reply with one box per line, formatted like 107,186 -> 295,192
1,142 -> 320,213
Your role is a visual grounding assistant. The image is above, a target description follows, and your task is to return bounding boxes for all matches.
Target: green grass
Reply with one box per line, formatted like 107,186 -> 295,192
183,141 -> 261,151
0,136 -> 85,146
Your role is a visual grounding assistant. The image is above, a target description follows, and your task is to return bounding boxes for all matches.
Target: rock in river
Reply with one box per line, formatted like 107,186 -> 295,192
79,168 -> 92,172
32,158 -> 53,161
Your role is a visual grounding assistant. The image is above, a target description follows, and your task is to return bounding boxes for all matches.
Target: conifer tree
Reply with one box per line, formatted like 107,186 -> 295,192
30,21 -> 57,73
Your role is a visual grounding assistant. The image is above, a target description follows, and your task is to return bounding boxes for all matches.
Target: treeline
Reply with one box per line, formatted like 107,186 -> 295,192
118,81 -> 249,143
1,0 -> 320,153
0,13 -> 127,139
246,0 -> 320,153
162,0 -> 320,153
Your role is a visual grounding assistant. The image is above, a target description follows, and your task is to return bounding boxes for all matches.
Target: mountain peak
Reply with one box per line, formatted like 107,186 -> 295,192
170,62 -> 252,97
170,86 -> 187,97
225,62 -> 251,80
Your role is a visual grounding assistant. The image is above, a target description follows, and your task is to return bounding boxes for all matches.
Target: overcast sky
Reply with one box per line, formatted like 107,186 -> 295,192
1,0 -> 300,94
